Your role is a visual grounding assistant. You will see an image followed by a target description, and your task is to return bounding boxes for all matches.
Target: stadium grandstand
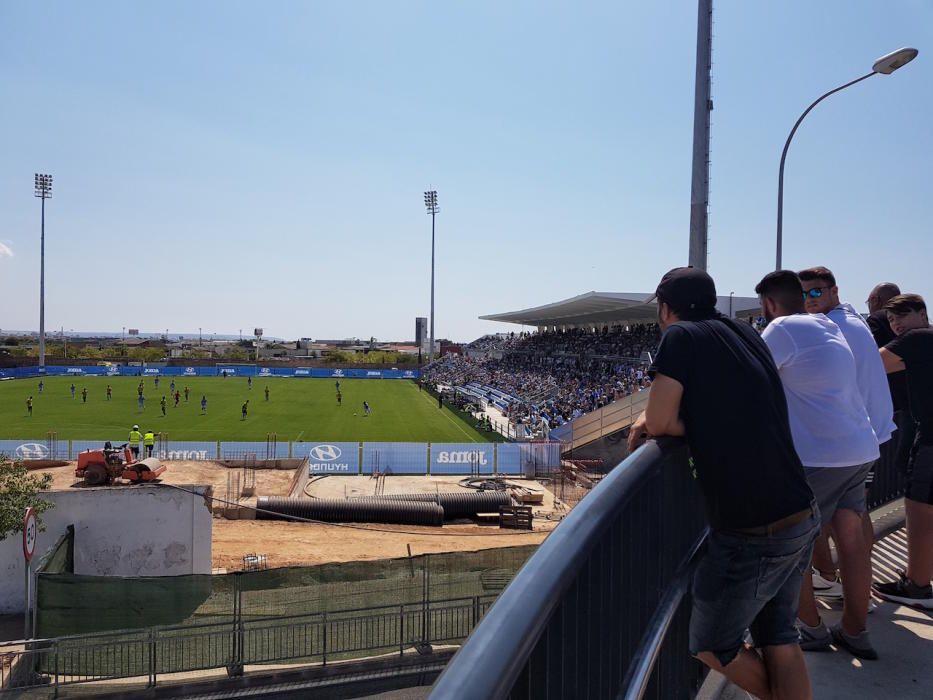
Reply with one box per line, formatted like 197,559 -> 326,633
424,290 -> 761,440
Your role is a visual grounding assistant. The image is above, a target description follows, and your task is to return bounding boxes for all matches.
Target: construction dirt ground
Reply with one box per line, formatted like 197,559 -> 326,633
34,461 -> 564,570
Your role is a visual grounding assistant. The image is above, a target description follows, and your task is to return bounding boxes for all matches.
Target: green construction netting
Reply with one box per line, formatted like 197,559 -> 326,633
36,545 -> 537,638
33,545 -> 537,679
35,525 -> 74,575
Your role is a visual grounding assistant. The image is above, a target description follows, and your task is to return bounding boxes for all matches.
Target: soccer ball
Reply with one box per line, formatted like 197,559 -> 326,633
353,412 -> 357,416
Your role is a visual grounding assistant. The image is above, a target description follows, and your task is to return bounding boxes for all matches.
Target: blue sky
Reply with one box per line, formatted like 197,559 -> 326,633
1,1 -> 930,342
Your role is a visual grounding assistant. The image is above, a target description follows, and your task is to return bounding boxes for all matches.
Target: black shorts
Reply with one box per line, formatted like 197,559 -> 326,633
907,441 -> 933,505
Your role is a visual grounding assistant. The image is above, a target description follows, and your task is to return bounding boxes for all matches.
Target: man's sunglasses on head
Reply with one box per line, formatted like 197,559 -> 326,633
802,286 -> 830,300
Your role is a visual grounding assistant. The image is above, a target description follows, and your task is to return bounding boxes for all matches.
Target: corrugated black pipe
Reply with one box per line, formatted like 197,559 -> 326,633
349,491 -> 512,519
256,496 -> 444,525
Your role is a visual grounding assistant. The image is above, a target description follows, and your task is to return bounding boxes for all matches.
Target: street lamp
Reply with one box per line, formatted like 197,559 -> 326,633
775,47 -> 918,270
424,190 -> 439,363
729,291 -> 735,318
34,173 -> 53,371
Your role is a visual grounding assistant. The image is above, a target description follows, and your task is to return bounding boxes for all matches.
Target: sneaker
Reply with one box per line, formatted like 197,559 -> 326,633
796,618 -> 832,651
868,599 -> 877,615
830,623 -> 878,661
812,569 -> 843,600
873,572 -> 933,610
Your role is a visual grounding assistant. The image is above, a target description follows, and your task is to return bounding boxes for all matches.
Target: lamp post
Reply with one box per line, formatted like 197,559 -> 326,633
424,190 -> 439,363
775,47 -> 918,270
34,174 -> 53,371
729,291 -> 735,318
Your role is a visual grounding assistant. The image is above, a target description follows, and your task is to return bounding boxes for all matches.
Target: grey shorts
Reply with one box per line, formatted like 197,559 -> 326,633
690,510 -> 819,667
804,462 -> 874,525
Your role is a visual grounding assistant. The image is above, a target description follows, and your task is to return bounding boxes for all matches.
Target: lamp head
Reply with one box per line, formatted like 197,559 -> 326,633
872,47 -> 918,75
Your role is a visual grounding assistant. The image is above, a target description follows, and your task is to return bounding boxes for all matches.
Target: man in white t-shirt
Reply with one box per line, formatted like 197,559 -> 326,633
798,267 -> 896,600
756,270 -> 880,660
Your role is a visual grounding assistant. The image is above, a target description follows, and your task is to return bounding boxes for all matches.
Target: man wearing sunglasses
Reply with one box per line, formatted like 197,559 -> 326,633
756,270 -> 880,660
797,267 -> 895,620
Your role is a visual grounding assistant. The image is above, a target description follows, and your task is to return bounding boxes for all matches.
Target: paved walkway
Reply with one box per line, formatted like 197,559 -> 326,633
716,502 -> 933,699
804,524 -> 933,699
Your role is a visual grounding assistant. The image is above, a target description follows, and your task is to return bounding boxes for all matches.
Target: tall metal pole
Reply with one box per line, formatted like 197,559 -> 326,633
429,209 -> 435,363
39,197 -> 46,369
775,71 -> 875,270
424,190 -> 439,363
34,174 -> 52,370
688,0 -> 712,270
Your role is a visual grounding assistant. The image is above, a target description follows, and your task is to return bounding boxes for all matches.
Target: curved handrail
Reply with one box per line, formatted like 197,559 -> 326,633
430,438 -> 685,699
619,531 -> 706,700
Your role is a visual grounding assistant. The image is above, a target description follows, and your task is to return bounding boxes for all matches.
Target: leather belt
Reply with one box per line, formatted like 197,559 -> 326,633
730,505 -> 815,537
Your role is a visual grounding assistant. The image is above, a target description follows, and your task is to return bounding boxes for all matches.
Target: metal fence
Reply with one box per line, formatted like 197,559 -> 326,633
0,594 -> 498,696
430,438 -> 708,699
868,412 -> 909,509
431,423 -> 912,700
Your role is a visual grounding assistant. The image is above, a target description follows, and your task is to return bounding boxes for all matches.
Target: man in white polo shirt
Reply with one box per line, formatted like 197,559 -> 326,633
756,271 -> 880,660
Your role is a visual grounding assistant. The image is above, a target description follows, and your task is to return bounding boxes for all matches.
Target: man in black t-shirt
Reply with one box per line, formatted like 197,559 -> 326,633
866,282 -> 901,347
628,267 -> 817,699
867,283 -> 914,492
877,294 -> 933,609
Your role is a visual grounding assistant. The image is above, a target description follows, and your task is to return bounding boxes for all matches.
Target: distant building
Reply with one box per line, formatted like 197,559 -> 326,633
415,317 -> 428,352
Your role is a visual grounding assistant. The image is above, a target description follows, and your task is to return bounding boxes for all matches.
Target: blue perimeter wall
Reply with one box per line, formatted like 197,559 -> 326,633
0,366 -> 420,379
0,439 -> 562,476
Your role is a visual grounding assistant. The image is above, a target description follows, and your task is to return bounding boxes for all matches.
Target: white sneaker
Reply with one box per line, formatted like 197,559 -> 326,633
812,569 -> 843,600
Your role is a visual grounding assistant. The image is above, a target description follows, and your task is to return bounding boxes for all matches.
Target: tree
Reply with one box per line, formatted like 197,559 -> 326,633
0,456 -> 54,541
324,350 -> 353,364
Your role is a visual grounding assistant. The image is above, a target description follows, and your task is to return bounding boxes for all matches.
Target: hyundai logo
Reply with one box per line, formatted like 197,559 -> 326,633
15,443 -> 50,460
309,444 -> 341,461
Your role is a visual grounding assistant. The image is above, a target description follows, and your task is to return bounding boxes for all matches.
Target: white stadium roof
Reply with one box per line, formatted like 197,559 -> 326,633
479,291 -> 761,328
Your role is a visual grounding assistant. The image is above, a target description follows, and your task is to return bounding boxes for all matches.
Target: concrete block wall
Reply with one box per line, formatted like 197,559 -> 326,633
0,485 -> 213,615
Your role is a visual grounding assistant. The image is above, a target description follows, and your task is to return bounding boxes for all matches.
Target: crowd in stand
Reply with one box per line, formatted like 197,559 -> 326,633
425,325 -> 660,430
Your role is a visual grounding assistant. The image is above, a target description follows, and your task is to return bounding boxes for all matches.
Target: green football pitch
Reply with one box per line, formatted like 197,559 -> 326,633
0,376 -> 500,443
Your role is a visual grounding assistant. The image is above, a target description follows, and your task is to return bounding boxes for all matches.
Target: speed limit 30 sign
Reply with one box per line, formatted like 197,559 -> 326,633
23,507 -> 37,562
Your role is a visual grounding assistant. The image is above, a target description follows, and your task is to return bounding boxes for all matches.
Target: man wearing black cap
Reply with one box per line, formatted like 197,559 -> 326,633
629,267 -> 817,700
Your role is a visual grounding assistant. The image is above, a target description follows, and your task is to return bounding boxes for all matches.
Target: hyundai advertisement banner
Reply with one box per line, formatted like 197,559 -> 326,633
295,442 -> 361,474
1,366 -> 420,379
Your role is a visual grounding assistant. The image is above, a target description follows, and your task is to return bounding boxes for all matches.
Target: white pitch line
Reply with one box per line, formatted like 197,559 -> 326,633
416,388 -> 477,442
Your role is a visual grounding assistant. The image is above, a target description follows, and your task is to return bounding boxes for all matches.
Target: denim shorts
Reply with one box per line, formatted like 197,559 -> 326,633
689,509 -> 819,667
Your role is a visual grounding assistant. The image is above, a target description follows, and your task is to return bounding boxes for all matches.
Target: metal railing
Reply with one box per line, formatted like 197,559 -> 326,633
0,594 -> 498,696
549,390 -> 651,451
430,438 -> 707,699
867,412 -> 909,509
431,424 -> 911,700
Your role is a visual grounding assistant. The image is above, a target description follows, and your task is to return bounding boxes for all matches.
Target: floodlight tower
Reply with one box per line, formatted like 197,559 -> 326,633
424,190 -> 439,363
34,174 -> 53,371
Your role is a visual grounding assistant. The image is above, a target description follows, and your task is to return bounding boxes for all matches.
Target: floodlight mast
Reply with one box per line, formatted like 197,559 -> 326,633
424,190 -> 439,363
34,174 -> 53,371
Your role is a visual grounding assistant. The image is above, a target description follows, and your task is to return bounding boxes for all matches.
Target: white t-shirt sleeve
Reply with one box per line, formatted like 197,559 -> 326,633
761,321 -> 797,369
